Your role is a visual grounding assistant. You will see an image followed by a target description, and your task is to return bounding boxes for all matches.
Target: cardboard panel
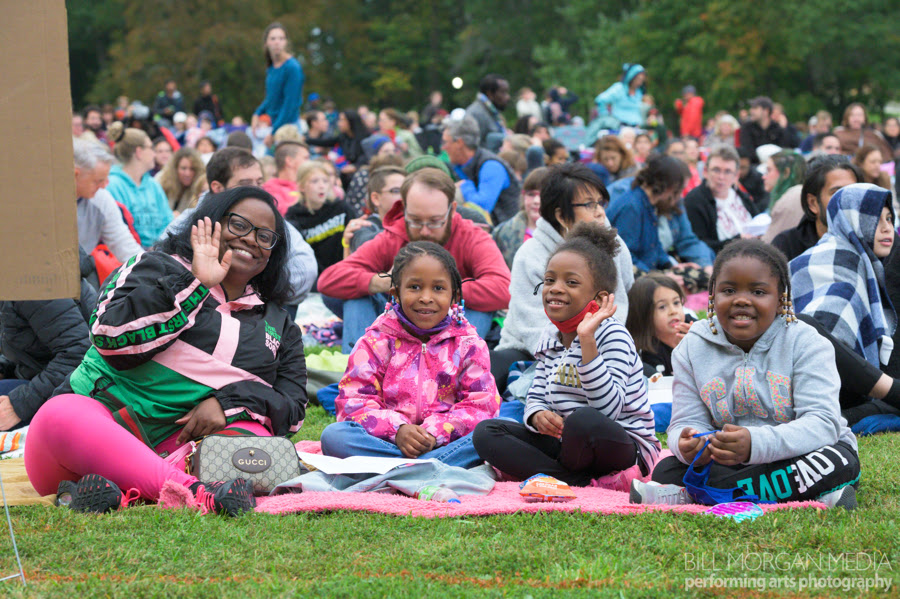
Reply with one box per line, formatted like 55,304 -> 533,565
0,0 -> 79,300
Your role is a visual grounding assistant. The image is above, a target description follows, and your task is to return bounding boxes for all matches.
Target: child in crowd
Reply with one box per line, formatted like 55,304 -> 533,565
632,240 -> 860,508
320,241 -> 499,468
626,274 -> 696,377
285,162 -> 356,286
474,223 -> 660,486
342,165 -> 406,257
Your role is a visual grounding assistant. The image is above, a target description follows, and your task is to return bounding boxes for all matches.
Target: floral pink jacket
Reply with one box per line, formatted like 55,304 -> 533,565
336,308 -> 500,446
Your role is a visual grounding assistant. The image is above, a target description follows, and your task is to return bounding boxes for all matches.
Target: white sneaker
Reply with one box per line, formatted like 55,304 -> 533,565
817,485 -> 857,510
630,480 -> 692,505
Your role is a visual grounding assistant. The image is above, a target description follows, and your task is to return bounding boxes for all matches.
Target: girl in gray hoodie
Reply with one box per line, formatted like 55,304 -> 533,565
631,240 -> 860,509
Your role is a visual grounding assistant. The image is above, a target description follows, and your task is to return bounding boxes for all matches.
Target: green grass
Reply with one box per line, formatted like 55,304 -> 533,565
2,408 -> 899,598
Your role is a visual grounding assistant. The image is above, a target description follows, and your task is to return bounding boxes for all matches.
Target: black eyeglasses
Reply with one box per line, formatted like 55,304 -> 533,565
225,213 -> 279,250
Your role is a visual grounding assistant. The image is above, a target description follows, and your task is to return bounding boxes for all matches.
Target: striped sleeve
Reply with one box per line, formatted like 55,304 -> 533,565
577,324 -> 636,420
89,251 -> 210,370
523,353 -> 553,432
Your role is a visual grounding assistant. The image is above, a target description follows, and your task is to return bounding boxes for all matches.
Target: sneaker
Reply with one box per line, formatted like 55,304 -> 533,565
57,474 -> 125,514
190,478 -> 256,516
630,480 -> 691,505
817,485 -> 857,510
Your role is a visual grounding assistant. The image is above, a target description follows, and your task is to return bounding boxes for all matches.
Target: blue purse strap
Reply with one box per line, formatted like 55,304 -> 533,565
682,433 -> 766,505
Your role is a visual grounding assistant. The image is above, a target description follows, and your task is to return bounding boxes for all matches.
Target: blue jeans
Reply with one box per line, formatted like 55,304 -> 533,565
341,295 -> 494,353
320,421 -> 484,469
0,379 -> 28,396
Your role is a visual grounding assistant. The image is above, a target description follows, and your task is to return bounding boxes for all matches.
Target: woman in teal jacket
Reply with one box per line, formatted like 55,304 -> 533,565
105,121 -> 173,248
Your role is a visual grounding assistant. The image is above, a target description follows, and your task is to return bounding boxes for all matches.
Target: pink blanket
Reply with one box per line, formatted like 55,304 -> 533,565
256,441 -> 825,517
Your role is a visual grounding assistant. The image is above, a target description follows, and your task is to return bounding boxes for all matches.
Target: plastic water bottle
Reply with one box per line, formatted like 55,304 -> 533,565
415,485 -> 461,503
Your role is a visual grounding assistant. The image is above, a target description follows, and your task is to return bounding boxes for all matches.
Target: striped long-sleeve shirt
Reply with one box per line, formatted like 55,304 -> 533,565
524,319 -> 660,473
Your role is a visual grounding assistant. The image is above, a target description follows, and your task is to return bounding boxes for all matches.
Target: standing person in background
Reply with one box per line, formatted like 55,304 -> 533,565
466,74 -> 511,149
252,22 -> 304,148
420,90 -> 443,128
674,85 -> 704,139
594,64 -> 646,128
152,79 -> 185,129
105,122 -> 173,248
193,81 -> 224,126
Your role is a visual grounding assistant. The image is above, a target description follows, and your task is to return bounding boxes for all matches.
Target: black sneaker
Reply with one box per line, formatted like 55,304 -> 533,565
58,474 -> 124,514
190,478 -> 256,516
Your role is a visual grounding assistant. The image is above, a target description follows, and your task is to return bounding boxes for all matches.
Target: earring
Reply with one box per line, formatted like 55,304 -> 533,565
707,295 -> 718,334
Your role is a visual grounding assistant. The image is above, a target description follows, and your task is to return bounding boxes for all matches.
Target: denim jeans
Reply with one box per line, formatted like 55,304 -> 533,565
0,379 -> 28,396
341,295 -> 494,353
320,421 -> 484,469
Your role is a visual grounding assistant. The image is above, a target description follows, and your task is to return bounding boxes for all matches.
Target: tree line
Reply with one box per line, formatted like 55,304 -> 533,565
69,0 -> 900,127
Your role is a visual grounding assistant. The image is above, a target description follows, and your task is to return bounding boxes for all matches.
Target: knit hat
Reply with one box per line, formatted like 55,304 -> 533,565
405,155 -> 452,178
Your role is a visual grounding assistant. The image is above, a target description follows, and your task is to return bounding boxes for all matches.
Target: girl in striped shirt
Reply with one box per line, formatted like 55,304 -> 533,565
474,223 -> 660,485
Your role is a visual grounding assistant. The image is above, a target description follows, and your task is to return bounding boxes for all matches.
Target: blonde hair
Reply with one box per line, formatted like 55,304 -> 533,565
157,147 -> 207,212
107,121 -> 149,163
297,162 -> 332,207
273,124 -> 303,144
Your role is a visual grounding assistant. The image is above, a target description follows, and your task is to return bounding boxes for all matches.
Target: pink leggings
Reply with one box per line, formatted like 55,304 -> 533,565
25,394 -> 271,499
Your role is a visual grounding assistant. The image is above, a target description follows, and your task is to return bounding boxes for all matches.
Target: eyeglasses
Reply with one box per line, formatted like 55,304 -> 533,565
382,187 -> 402,195
225,213 -> 280,249
709,167 -> 737,176
571,200 -> 605,212
406,206 -> 452,229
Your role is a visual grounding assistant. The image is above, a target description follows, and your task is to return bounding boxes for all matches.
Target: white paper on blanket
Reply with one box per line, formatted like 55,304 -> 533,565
647,376 -> 674,405
742,213 -> 771,237
297,452 -> 435,475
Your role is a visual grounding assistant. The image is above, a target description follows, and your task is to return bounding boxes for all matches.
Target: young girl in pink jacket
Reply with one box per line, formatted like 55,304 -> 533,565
320,241 -> 500,468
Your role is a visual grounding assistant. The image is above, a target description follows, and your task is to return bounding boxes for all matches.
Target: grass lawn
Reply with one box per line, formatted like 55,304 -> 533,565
2,405 -> 899,598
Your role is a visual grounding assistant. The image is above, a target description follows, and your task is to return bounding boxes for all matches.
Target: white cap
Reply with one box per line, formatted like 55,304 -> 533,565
173,111 -> 188,124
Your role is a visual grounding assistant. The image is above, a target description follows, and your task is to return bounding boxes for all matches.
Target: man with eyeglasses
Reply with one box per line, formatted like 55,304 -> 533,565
164,147 -> 316,310
318,168 -> 511,353
684,144 -> 762,254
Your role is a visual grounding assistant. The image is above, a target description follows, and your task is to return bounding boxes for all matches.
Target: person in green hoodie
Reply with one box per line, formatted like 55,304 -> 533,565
106,121 -> 173,247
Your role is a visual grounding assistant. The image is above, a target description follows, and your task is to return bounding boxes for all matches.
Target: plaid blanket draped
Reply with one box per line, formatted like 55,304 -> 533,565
789,184 -> 896,367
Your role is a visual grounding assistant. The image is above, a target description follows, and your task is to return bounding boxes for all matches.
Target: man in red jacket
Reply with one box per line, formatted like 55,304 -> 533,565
674,85 -> 704,139
318,167 -> 511,352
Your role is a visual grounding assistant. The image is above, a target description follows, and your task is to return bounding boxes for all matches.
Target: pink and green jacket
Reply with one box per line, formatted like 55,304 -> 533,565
336,308 -> 500,446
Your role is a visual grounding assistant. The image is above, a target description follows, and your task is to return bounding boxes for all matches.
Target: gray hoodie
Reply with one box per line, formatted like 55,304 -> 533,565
668,317 -> 856,466
496,217 -> 634,354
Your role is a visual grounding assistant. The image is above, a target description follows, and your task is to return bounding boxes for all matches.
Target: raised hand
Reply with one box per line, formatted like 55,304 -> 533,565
191,217 -> 232,289
576,293 -> 617,339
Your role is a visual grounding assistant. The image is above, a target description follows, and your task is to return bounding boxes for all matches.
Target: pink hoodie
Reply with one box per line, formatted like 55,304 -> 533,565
262,177 -> 301,215
336,308 -> 500,446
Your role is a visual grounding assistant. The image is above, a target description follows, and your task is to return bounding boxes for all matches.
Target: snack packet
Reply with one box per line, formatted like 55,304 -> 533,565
518,473 -> 576,502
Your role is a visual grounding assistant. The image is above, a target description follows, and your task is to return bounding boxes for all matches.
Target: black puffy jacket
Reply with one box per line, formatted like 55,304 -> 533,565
0,250 -> 97,425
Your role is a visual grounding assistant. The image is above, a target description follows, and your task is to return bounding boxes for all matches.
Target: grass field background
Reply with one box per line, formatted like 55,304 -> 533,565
2,404 -> 899,597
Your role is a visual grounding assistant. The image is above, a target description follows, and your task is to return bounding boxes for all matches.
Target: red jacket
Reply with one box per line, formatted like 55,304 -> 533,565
675,96 -> 704,139
317,202 -> 511,312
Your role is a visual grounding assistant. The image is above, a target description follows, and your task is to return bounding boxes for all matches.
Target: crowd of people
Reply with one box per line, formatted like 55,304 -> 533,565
5,23 -> 900,516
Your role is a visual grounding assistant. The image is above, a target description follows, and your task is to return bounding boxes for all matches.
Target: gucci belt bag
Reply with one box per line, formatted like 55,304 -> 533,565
187,434 -> 303,494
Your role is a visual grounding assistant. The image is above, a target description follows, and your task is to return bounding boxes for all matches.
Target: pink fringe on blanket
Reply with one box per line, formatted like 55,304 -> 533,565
266,442 -> 825,517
